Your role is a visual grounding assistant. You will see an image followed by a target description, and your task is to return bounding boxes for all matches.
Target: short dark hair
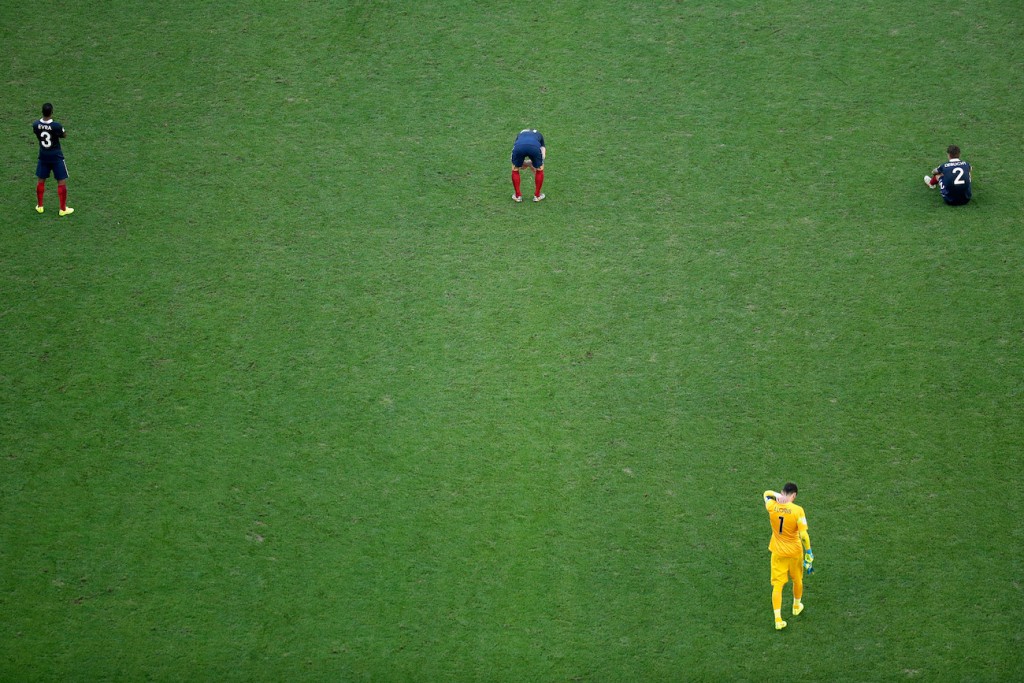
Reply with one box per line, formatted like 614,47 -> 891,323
947,144 -> 960,158
42,103 -> 53,117
782,482 -> 798,495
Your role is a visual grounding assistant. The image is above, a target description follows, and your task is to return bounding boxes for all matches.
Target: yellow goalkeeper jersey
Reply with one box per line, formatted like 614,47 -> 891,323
765,498 -> 808,558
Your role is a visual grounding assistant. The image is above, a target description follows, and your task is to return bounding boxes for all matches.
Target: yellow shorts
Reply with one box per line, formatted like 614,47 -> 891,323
770,553 -> 802,586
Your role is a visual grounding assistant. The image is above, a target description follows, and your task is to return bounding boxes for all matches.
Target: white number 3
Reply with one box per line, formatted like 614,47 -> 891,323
39,131 -> 52,148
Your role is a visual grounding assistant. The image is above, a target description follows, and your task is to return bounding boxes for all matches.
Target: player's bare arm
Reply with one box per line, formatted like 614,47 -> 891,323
766,490 -> 795,504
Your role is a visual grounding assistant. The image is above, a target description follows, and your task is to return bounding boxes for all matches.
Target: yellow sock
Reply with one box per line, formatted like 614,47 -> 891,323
774,608 -> 783,622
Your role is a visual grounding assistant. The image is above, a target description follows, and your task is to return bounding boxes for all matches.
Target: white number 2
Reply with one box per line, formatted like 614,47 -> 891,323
39,131 -> 52,148
952,167 -> 966,185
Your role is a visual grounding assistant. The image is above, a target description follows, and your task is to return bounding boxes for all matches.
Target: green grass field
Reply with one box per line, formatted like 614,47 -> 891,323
2,1 -> 1023,680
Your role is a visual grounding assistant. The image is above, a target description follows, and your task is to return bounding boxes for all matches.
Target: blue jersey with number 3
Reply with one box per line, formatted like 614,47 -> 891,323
33,119 -> 65,159
933,158 -> 971,205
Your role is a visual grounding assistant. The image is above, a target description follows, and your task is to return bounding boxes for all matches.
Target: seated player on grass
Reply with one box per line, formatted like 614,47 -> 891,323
925,145 -> 972,206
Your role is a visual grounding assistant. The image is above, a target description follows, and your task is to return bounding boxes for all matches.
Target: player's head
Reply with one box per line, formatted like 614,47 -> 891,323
42,103 -> 53,118
782,482 -> 798,499
947,144 -> 960,159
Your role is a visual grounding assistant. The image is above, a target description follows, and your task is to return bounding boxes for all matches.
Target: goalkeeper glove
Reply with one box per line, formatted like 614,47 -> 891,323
804,548 -> 814,575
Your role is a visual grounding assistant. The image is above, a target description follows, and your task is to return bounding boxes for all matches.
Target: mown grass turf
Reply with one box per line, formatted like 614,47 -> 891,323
2,1 -> 1022,680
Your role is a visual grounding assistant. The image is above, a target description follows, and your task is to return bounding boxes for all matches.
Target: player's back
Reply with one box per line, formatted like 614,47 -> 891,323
766,499 -> 806,557
936,159 -> 971,204
33,119 -> 64,157
515,129 -> 544,149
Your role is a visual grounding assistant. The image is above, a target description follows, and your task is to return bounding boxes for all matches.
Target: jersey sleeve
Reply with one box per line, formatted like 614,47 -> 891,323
797,507 -> 808,532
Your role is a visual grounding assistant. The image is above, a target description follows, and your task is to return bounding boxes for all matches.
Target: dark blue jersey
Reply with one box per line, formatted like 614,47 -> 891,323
514,129 -> 544,148
932,158 -> 971,205
511,129 -> 545,168
33,119 -> 65,158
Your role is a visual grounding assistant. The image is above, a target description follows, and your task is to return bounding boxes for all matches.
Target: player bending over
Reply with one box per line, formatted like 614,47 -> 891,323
763,483 -> 814,630
510,128 -> 546,203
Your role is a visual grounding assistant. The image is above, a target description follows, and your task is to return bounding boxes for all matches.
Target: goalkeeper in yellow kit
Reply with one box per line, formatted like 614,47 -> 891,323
763,482 -> 813,630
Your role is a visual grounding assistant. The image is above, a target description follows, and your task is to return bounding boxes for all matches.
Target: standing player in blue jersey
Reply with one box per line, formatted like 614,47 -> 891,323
32,103 -> 73,216
511,128 -> 546,202
924,145 -> 972,206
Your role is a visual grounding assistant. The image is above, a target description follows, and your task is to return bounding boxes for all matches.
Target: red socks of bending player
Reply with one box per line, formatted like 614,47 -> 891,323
512,169 -> 544,199
37,180 -> 45,207
58,185 -> 68,211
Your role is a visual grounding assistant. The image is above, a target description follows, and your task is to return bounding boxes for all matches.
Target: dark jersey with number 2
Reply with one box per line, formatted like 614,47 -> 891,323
932,158 -> 971,205
33,119 -> 65,159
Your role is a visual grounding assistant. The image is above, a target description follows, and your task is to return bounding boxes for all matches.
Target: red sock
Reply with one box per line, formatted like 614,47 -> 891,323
58,185 -> 67,211
534,170 -> 544,197
37,180 -> 45,207
512,169 -> 522,197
